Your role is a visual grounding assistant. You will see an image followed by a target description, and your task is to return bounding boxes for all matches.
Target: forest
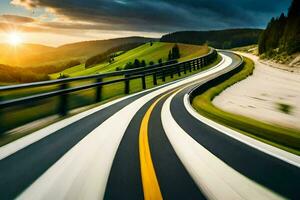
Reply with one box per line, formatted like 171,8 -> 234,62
160,29 -> 262,49
258,0 -> 300,55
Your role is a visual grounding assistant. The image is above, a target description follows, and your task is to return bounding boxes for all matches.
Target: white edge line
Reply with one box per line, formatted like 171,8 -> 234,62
161,91 -> 283,200
0,88 -> 145,160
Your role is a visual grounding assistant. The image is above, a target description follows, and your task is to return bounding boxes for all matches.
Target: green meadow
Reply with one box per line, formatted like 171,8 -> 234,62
50,42 -> 209,78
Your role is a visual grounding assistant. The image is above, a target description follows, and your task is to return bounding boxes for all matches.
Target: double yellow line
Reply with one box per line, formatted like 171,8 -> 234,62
139,89 -> 180,200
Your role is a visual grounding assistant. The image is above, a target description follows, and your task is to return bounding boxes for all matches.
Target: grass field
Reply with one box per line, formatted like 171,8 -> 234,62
192,57 -> 300,155
0,52 -> 220,146
50,42 -> 209,78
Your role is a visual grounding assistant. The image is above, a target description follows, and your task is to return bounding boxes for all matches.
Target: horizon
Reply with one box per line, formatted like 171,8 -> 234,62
0,27 -> 264,48
0,0 -> 291,46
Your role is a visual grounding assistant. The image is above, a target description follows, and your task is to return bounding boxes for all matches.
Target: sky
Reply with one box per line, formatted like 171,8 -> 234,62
0,0 -> 292,46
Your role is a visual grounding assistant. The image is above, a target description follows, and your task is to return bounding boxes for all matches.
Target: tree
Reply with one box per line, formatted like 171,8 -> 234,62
158,58 -> 163,65
258,0 -> 300,55
149,61 -> 154,66
133,59 -> 140,68
171,44 -> 180,59
168,50 -> 172,61
115,67 -> 123,71
283,0 -> 300,54
124,62 -> 133,70
141,60 -> 146,67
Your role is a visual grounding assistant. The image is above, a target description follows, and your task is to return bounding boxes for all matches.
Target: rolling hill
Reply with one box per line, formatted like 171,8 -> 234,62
50,42 -> 209,78
160,29 -> 262,49
0,37 -> 155,67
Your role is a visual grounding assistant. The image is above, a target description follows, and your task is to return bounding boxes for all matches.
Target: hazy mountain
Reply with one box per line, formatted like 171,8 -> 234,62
160,29 -> 263,49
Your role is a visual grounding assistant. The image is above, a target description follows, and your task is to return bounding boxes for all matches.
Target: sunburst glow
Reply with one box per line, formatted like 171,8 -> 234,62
8,32 -> 23,46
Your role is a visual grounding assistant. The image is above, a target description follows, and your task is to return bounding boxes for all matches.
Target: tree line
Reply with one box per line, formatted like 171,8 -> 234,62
160,29 -> 262,49
259,0 -> 300,55
123,44 -> 180,70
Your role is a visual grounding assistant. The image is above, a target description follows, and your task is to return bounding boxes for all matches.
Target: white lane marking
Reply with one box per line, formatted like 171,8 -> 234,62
0,53 -> 226,160
0,53 -> 227,160
18,54 -> 233,200
161,92 -> 283,200
184,94 -> 300,168
0,93 -> 138,160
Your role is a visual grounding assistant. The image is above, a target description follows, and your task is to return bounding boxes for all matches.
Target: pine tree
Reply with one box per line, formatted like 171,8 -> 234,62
168,50 -> 172,61
141,60 -> 146,67
283,0 -> 300,53
171,44 -> 180,59
158,58 -> 163,65
258,0 -> 299,55
133,59 -> 140,68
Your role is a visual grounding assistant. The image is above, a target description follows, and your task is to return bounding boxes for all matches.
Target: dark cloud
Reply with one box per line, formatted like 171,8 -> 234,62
10,0 -> 292,32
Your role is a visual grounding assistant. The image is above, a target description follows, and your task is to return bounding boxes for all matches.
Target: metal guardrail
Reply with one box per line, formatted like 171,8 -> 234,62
188,51 -> 244,102
0,49 -> 217,132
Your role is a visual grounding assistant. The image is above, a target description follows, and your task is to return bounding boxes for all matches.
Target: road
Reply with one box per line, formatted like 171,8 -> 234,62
0,51 -> 299,200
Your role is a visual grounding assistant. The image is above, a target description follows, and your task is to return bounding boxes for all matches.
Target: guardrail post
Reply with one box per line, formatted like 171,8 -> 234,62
153,73 -> 157,85
170,67 -> 174,79
184,63 -> 187,74
162,70 -> 166,82
58,82 -> 68,116
142,74 -> 146,89
193,60 -> 196,71
177,65 -> 181,77
197,59 -> 201,70
189,62 -> 192,72
95,77 -> 103,102
125,75 -> 130,94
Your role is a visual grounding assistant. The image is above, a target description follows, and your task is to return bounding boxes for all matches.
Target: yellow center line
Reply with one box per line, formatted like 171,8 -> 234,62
139,88 -> 181,200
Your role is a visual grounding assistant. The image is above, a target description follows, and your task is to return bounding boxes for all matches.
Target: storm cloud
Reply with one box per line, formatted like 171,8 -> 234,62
10,0 -> 291,32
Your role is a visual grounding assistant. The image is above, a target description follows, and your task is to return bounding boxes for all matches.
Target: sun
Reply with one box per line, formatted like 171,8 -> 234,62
8,32 -> 23,46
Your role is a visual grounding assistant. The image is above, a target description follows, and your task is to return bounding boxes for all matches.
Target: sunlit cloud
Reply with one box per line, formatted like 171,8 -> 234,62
1,0 -> 291,46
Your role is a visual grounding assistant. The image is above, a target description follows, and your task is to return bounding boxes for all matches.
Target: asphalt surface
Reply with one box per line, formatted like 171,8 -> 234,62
0,51 -> 299,200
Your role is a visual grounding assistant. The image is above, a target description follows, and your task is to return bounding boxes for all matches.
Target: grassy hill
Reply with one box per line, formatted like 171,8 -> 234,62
50,42 -> 209,78
0,44 -> 55,66
0,37 -> 155,67
160,29 -> 262,49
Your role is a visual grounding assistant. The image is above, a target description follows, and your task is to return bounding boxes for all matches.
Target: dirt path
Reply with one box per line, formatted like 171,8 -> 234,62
213,52 -> 300,129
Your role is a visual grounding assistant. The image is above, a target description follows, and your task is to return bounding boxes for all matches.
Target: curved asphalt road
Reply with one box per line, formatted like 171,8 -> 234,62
0,51 -> 299,200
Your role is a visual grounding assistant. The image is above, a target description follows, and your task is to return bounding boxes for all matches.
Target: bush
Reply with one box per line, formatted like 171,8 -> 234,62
124,62 -> 133,70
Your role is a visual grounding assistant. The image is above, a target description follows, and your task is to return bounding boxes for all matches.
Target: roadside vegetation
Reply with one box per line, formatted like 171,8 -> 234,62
276,103 -> 293,115
192,57 -> 300,155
